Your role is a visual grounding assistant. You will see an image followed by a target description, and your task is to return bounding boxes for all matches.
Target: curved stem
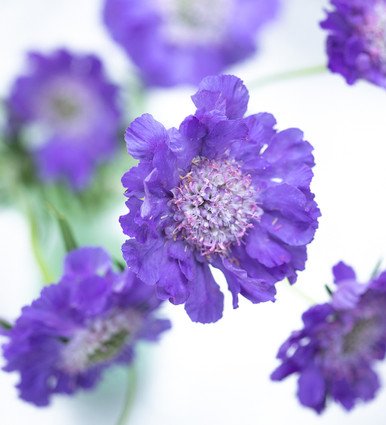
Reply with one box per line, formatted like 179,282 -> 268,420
286,279 -> 316,305
248,65 -> 327,90
115,365 -> 138,425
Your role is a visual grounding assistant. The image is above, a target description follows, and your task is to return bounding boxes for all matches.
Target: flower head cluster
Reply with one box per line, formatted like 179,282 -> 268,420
120,74 -> 320,324
321,0 -> 386,88
103,0 -> 279,86
271,262 -> 386,413
7,49 -> 121,189
2,247 -> 170,406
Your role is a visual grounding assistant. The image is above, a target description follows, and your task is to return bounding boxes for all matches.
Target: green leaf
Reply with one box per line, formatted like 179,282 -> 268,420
324,284 -> 333,297
0,318 -> 12,330
114,258 -> 126,272
46,202 -> 78,253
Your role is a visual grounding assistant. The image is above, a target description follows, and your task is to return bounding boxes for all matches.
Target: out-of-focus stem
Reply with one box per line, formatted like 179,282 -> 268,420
370,258 -> 383,279
25,202 -> 54,285
286,279 -> 316,305
115,365 -> 138,425
249,65 -> 327,90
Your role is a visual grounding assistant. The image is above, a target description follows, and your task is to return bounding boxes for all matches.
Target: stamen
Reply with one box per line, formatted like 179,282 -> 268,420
363,2 -> 386,64
156,0 -> 232,45
37,77 -> 95,135
170,157 -> 261,256
60,309 -> 142,374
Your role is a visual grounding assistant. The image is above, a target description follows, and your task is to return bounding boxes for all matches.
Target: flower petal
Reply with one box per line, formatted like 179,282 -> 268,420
125,113 -> 168,160
184,263 -> 224,323
192,75 -> 249,119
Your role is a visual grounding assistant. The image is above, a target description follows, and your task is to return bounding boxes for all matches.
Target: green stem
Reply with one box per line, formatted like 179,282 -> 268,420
248,65 -> 327,90
46,201 -> 78,253
370,258 -> 383,279
286,279 -> 316,305
115,366 -> 138,425
25,202 -> 54,285
126,73 -> 147,120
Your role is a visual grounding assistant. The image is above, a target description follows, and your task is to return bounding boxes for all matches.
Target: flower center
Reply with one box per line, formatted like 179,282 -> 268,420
37,77 -> 96,136
342,317 -> 380,356
156,0 -> 233,45
363,2 -> 386,63
60,309 -> 142,374
51,95 -> 80,120
170,157 -> 261,256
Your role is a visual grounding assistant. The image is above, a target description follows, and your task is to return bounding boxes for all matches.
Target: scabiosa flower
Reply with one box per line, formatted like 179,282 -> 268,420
321,0 -> 386,89
2,247 -> 170,406
103,0 -> 279,87
7,49 -> 121,189
271,262 -> 386,413
120,75 -> 320,324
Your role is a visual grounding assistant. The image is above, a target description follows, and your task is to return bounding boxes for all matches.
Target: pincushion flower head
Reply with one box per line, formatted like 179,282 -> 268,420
321,0 -> 386,89
2,247 -> 171,406
120,75 -> 320,324
103,0 -> 279,87
271,262 -> 386,413
7,49 -> 121,189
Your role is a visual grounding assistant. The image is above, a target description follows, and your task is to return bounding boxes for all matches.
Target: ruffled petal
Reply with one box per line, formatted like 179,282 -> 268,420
72,276 -> 110,315
125,113 -> 168,160
121,238 -> 166,286
332,279 -> 367,310
332,261 -> 356,283
297,366 -> 326,413
192,75 -> 249,119
141,168 -> 170,219
260,184 -> 319,246
184,263 -> 224,323
169,115 -> 206,169
231,113 -> 276,164
302,304 -> 333,328
244,126 -> 315,190
121,162 -> 151,197
64,247 -> 112,279
202,119 -> 248,159
137,318 -> 172,341
220,256 -> 276,305
156,256 -> 190,305
246,225 -> 291,268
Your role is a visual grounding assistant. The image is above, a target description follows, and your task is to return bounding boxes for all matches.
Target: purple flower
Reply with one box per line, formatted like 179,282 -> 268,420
7,49 -> 121,189
271,262 -> 386,413
120,75 -> 320,324
2,247 -> 171,406
321,0 -> 386,89
103,0 -> 279,87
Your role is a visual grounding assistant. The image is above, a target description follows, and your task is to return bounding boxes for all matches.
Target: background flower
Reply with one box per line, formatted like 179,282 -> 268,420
2,247 -> 170,406
7,49 -> 122,189
271,263 -> 386,413
103,0 -> 280,86
321,0 -> 386,89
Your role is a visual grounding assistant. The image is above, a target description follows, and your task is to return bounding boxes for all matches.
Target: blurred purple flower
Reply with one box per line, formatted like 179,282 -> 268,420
271,262 -> 386,413
103,0 -> 279,87
120,74 -> 319,324
2,247 -> 170,406
321,0 -> 386,89
7,49 -> 121,189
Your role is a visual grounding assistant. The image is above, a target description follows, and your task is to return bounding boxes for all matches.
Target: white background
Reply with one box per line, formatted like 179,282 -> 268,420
1,0 -> 386,424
